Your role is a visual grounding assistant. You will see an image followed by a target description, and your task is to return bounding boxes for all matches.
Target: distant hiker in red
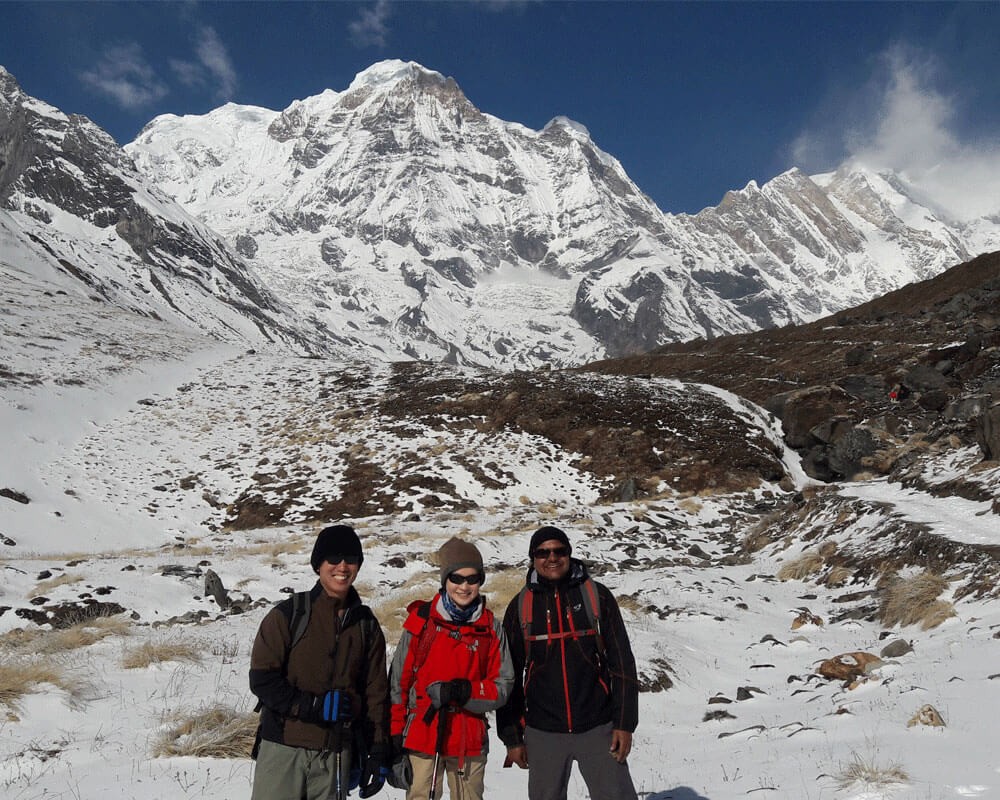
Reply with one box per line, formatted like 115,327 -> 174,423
388,537 -> 514,800
497,525 -> 639,800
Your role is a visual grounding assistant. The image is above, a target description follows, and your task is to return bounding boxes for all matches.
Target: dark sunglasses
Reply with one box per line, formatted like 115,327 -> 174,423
447,572 -> 484,585
532,546 -> 569,560
324,554 -> 362,566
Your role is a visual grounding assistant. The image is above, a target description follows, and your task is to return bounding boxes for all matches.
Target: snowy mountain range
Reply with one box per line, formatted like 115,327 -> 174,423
4,60 -> 1000,368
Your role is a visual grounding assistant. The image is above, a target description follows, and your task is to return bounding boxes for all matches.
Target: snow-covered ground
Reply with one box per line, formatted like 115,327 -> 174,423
2,266 -> 998,800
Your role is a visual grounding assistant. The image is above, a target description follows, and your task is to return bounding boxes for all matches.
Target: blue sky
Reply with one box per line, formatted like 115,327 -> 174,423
3,1 -> 1000,215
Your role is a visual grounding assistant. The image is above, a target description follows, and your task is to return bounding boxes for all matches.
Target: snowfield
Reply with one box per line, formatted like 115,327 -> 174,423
2,261 -> 999,800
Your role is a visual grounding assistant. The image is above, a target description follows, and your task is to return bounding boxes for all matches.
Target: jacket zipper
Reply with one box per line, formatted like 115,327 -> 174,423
553,592 -> 573,732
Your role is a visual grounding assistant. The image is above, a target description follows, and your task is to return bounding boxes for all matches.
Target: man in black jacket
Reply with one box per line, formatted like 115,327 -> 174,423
497,526 -> 639,800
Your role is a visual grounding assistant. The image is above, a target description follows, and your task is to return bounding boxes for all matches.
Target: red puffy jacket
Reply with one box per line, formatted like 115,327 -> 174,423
389,595 -> 514,758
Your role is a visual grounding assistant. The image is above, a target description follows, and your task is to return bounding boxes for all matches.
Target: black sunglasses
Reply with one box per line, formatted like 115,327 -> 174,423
532,546 -> 570,560
324,554 -> 362,566
447,572 -> 484,585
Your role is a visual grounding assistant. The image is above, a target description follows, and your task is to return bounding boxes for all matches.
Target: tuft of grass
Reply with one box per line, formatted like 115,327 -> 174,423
824,565 -> 853,587
152,705 -> 258,758
0,658 -> 92,711
33,616 -> 132,655
2,616 -> 132,656
29,573 -> 84,598
835,751 -> 910,790
122,639 -> 203,669
880,572 -> 952,628
777,550 -> 825,581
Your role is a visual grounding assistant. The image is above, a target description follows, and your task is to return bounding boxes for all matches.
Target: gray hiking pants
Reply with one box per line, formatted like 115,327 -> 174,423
524,722 -> 638,800
250,739 -> 352,800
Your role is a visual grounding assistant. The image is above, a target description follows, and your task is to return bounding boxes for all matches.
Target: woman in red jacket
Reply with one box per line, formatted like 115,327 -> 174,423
389,537 -> 514,800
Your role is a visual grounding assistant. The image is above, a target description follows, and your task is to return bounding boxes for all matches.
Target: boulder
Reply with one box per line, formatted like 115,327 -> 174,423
828,426 -> 879,478
907,704 -> 946,728
879,639 -> 913,658
902,365 -> 948,393
975,401 -> 1000,460
766,385 -> 854,449
816,651 -> 883,683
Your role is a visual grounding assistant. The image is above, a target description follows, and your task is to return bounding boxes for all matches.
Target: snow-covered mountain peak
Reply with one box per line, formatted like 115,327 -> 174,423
348,59 -> 447,91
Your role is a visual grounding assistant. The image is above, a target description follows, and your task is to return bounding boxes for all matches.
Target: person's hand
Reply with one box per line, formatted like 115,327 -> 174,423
503,745 -> 529,769
609,729 -> 632,763
296,690 -> 352,724
443,678 -> 471,706
358,743 -> 389,798
426,679 -> 472,708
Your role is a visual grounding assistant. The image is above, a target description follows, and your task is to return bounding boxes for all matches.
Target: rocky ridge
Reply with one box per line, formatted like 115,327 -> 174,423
126,60 -> 1000,368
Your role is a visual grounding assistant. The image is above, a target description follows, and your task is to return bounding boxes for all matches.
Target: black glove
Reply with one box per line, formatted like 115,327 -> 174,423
443,678 -> 472,706
358,743 -> 390,798
296,690 -> 352,724
388,753 -> 413,791
390,734 -> 404,761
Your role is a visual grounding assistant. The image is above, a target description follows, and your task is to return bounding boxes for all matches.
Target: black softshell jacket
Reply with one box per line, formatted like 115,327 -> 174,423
497,560 -> 638,745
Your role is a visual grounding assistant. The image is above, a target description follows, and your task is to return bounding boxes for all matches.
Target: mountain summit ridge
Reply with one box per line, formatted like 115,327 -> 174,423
2,60 -> 998,368
124,59 -> 1000,367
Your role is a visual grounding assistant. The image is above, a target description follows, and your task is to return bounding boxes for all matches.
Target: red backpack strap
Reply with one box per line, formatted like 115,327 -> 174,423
518,585 -> 533,653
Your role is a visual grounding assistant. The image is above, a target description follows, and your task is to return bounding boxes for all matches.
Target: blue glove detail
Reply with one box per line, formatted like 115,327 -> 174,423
322,690 -> 352,722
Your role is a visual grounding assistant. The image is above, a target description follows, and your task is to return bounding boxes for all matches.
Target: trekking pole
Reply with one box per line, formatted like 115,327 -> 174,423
424,704 -> 449,800
332,721 -> 345,800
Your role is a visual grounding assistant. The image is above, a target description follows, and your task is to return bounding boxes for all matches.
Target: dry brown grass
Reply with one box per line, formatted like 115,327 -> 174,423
370,576 -> 441,646
28,573 -> 84,598
777,550 -> 825,581
917,599 -> 957,630
152,705 -> 258,758
35,616 -> 132,655
1,616 -> 132,656
123,639 -> 203,669
835,751 -> 910,790
0,658 -> 91,711
824,565 -> 853,587
880,572 -> 953,628
483,566 -> 528,617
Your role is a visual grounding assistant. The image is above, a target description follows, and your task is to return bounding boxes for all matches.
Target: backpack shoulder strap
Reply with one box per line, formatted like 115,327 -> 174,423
288,590 -> 312,650
517,585 -> 533,654
579,578 -> 605,655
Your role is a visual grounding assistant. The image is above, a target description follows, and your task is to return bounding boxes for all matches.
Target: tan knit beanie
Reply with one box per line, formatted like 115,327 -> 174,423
437,537 -> 485,586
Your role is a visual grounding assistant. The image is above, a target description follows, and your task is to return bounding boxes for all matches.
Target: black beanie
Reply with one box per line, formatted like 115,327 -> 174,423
528,526 -> 572,557
311,524 -> 363,572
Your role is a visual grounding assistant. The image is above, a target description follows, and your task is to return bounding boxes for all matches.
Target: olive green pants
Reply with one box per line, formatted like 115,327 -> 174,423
251,739 -> 352,800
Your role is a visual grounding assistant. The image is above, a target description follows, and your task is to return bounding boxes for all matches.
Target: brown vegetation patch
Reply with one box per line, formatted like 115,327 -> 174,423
380,363 -> 787,500
152,705 -> 258,758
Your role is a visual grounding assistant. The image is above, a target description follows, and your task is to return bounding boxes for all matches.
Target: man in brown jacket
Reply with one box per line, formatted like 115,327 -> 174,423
250,524 -> 390,799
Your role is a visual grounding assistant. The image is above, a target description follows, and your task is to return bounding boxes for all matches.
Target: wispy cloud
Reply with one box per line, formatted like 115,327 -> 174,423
792,44 -> 1000,221
79,43 -> 169,109
349,0 -> 391,48
170,26 -> 238,100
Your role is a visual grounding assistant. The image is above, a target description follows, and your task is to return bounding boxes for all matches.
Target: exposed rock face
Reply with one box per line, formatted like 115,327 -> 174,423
0,66 -> 327,352
976,402 -> 1000,460
588,251 -> 1000,484
125,60 -> 1000,369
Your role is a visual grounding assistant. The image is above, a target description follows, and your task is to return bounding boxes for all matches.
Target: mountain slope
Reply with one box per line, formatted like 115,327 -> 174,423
127,60 -> 1000,368
0,66 -> 335,353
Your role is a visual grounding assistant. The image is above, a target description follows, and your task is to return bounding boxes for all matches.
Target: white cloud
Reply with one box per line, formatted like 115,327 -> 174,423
170,26 -> 238,100
793,45 -> 1000,221
79,43 -> 169,109
349,0 -> 391,48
